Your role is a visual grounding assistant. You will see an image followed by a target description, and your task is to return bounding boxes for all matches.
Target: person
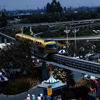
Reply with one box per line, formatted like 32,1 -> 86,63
58,97 -> 62,100
56,97 -> 58,100
95,95 -> 99,100
78,97 -> 82,100
94,79 -> 98,85
32,94 -> 36,100
27,92 -> 30,100
37,94 -> 41,100
45,95 -> 51,100
90,86 -> 95,91
40,93 -> 43,100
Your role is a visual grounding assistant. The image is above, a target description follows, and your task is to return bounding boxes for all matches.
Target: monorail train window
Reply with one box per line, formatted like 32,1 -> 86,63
45,43 -> 57,49
33,40 -> 35,43
35,41 -> 37,44
29,40 -> 32,43
44,39 -> 54,42
22,38 -> 25,40
38,42 -> 41,46
17,36 -> 20,38
37,42 -> 39,45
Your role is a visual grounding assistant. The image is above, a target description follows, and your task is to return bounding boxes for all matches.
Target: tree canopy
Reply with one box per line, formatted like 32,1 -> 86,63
46,0 -> 62,13
0,11 -> 8,27
0,40 -> 33,76
53,67 -> 75,86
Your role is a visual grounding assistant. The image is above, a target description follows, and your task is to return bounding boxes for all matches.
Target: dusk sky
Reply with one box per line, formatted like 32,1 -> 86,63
0,0 -> 100,10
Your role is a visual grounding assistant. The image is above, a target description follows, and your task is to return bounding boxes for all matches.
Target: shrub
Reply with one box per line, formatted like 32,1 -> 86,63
1,76 -> 41,95
2,82 -> 30,95
74,86 -> 89,98
61,85 -> 89,99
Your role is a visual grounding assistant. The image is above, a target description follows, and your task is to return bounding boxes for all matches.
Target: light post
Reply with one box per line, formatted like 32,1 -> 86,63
64,26 -> 70,48
72,29 -> 79,48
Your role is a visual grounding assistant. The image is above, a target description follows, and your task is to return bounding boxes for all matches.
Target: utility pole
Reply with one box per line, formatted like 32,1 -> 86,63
72,29 -> 79,48
64,26 -> 70,48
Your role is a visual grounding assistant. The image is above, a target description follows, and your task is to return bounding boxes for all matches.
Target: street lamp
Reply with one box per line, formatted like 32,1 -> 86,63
72,29 -> 79,48
64,26 -> 70,48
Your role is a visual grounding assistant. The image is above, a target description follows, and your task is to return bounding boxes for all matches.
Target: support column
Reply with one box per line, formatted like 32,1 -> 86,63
92,20 -> 94,23
30,26 -> 33,35
0,36 -> 2,43
21,27 -> 23,34
4,38 -> 7,44
42,62 -> 48,80
97,78 -> 100,99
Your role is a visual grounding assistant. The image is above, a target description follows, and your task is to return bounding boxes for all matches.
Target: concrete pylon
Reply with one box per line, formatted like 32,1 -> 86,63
42,62 -> 48,80
21,27 -> 23,34
0,36 -> 2,43
4,38 -> 7,44
30,26 -> 33,35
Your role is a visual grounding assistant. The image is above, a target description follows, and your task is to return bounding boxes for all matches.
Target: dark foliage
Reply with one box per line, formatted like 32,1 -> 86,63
18,7 -> 100,24
2,82 -> 30,95
0,11 -> 8,27
61,86 -> 89,100
0,40 -> 33,76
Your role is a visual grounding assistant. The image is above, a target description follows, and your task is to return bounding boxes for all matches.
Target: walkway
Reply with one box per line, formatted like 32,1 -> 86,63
0,88 -> 96,100
81,92 -> 95,100
0,87 -> 43,100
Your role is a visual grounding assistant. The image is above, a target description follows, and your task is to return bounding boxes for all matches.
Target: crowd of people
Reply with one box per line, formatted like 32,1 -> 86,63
25,92 -> 43,100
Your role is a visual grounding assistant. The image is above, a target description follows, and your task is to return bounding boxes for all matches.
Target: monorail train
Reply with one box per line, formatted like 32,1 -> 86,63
15,33 -> 58,58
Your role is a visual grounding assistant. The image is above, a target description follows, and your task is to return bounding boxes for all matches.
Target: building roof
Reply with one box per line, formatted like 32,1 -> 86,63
45,74 -> 59,84
37,73 -> 67,90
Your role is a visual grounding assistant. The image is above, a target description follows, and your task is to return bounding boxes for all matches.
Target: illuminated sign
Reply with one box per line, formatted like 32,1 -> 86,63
47,84 -> 52,96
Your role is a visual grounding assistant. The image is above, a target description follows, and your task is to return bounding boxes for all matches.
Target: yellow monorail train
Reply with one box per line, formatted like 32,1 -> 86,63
15,33 -> 58,57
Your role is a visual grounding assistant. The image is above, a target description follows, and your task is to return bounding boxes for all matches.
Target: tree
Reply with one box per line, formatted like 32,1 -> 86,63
53,67 -> 75,86
0,11 -> 8,27
46,0 -> 62,13
46,3 -> 51,13
19,18 -> 30,23
0,40 -> 33,77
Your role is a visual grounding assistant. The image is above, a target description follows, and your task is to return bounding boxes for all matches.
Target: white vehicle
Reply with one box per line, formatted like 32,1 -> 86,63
72,56 -> 79,59
58,49 -> 67,54
85,53 -> 94,58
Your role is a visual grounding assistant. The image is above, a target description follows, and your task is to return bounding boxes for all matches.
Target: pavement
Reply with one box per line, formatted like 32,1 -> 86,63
0,72 -> 96,100
81,92 -> 95,100
0,87 -> 43,100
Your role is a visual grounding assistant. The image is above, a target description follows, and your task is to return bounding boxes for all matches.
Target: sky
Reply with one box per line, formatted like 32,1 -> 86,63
0,0 -> 100,11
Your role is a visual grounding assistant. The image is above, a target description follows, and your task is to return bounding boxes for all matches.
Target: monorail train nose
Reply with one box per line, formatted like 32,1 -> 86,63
45,43 -> 58,49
